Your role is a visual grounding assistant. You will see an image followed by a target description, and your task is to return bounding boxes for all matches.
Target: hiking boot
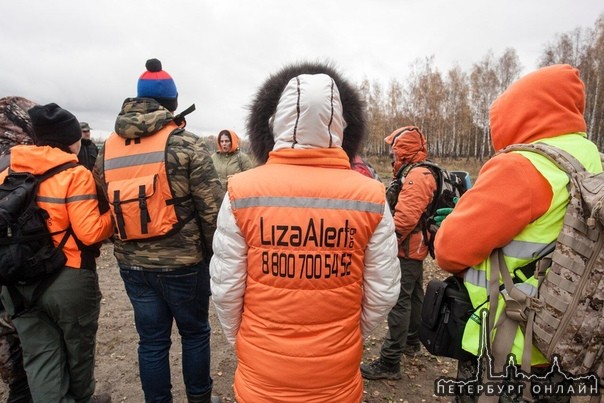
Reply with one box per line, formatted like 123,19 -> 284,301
360,358 -> 402,380
402,343 -> 421,356
187,390 -> 222,403
91,393 -> 112,403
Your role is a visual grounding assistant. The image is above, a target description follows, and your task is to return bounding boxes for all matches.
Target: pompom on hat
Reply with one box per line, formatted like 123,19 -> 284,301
28,103 -> 82,147
137,58 -> 178,111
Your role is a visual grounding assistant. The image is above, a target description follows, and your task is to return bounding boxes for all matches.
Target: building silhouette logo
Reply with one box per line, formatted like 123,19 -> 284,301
434,309 -> 600,398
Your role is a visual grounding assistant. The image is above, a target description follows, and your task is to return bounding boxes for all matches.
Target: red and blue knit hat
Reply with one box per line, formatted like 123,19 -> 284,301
137,58 -> 178,111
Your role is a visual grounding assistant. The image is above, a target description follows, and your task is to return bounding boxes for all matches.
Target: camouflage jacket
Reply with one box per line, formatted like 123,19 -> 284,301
0,96 -> 35,157
95,98 -> 224,269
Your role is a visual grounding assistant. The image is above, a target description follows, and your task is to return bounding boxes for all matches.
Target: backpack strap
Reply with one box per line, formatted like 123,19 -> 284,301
479,249 -> 537,402
411,162 -> 443,258
498,143 -> 585,176
172,104 -> 196,126
36,161 -> 79,240
37,161 -> 80,182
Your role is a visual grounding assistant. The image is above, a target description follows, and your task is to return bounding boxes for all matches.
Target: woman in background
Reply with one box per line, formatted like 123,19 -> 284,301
211,129 -> 254,188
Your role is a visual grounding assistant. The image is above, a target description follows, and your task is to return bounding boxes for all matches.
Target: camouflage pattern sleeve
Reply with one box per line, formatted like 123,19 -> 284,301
168,131 -> 224,259
0,308 -> 27,386
93,142 -> 106,187
92,143 -> 110,213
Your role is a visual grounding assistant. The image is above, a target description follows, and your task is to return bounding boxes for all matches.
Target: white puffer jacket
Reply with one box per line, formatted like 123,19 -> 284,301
210,73 -> 400,345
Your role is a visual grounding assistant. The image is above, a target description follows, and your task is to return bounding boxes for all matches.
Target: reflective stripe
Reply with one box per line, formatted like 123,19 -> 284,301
104,151 -> 165,170
501,239 -> 550,259
464,267 -> 487,288
231,196 -> 384,214
38,194 -> 97,204
465,267 -> 537,296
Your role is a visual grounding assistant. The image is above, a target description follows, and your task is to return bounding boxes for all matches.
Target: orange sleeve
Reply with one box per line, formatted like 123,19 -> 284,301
66,167 -> 114,245
393,166 -> 436,240
434,153 -> 552,273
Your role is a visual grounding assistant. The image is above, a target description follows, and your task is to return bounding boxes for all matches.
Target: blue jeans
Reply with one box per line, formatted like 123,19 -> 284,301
120,262 -> 212,403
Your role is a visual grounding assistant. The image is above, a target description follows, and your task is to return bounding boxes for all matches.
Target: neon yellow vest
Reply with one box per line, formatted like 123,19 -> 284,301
462,133 -> 602,365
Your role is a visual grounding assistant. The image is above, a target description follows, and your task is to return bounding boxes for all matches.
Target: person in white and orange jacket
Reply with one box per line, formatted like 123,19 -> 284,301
210,62 -> 401,403
0,103 -> 114,402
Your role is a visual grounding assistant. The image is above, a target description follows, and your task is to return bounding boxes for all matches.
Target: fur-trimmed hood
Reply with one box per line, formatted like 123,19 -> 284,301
246,62 -> 366,164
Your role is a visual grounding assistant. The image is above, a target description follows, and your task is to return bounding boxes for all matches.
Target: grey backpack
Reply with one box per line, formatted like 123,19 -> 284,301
488,142 -> 604,383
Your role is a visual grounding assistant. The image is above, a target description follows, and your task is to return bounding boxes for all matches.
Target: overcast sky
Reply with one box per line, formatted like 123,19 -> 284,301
1,1 -> 602,140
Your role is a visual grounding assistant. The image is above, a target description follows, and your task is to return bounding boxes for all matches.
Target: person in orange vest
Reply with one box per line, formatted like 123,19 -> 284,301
95,58 -> 224,403
0,102 -> 114,402
210,62 -> 401,403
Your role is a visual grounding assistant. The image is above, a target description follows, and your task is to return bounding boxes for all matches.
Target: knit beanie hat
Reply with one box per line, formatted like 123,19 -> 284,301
137,58 -> 178,112
28,103 -> 82,147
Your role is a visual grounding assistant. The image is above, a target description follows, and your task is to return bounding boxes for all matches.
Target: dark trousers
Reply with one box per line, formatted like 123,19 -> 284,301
1,268 -> 101,403
380,257 -> 424,365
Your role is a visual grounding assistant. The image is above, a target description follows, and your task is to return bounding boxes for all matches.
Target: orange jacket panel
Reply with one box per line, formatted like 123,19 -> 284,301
394,165 -> 436,260
228,148 -> 385,402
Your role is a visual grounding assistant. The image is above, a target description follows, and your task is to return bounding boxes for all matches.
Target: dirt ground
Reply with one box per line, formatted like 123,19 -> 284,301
0,244 -> 457,402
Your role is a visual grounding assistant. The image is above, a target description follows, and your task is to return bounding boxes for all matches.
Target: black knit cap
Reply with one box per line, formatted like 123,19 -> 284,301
28,103 -> 82,147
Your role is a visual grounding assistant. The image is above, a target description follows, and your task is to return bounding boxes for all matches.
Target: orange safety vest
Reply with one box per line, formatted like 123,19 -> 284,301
228,156 -> 386,402
103,122 -> 191,240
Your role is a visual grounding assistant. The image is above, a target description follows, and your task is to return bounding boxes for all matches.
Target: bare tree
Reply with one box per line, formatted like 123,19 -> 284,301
469,51 -> 499,161
539,13 -> 604,149
354,12 -> 603,161
444,65 -> 474,158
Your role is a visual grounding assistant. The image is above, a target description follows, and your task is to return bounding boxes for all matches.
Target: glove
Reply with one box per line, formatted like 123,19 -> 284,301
434,197 -> 459,227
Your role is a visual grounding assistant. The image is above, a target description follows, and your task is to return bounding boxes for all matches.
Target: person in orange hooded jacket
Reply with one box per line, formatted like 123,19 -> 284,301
361,126 -> 436,380
211,129 -> 254,189
210,62 -> 401,403
434,65 -> 601,402
0,103 -> 114,402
